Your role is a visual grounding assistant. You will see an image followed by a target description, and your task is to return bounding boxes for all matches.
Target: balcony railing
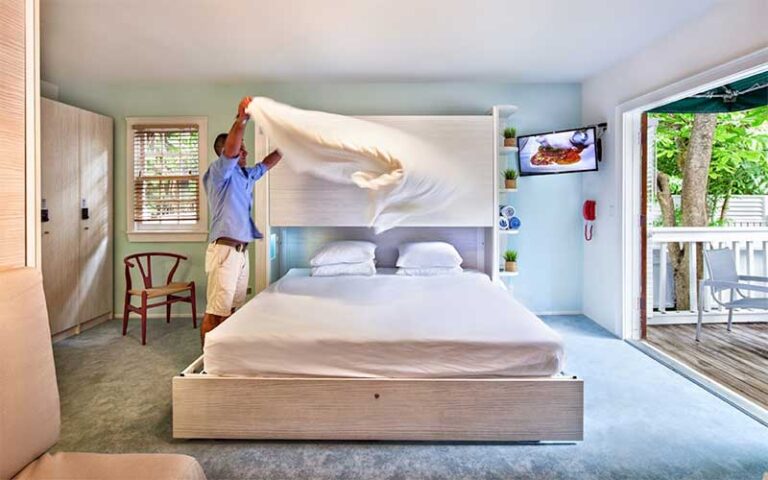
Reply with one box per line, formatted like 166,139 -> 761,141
648,227 -> 768,325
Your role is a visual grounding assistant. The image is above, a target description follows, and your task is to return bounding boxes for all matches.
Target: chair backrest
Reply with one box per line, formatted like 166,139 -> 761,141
124,252 -> 187,290
703,248 -> 739,290
0,268 -> 61,480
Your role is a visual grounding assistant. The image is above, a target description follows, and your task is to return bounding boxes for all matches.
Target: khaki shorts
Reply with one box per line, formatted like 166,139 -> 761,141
205,243 -> 249,316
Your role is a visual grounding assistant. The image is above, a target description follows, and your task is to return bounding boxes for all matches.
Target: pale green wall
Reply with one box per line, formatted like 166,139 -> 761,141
54,81 -> 582,314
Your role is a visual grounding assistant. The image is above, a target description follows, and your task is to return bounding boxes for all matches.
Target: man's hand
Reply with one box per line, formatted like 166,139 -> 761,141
237,96 -> 253,123
262,149 -> 282,170
223,97 -> 252,158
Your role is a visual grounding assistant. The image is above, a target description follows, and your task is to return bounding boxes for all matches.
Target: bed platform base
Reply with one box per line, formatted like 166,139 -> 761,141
173,356 -> 583,441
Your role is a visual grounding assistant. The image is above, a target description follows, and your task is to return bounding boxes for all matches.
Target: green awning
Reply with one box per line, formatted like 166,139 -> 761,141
650,71 -> 768,113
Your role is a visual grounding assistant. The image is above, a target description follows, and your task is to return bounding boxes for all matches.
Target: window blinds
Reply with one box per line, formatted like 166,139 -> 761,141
132,124 -> 200,224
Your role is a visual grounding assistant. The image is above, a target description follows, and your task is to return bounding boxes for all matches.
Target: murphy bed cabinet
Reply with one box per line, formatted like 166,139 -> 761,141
41,98 -> 114,339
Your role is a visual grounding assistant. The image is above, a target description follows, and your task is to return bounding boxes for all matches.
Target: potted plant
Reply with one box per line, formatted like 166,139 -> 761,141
503,127 -> 516,147
502,168 -> 518,189
504,250 -> 518,272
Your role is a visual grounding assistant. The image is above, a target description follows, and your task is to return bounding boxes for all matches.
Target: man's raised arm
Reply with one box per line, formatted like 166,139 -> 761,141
223,96 -> 252,158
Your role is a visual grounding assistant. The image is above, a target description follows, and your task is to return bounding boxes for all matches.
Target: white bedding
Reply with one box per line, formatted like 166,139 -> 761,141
204,269 -> 565,378
245,98 -> 460,232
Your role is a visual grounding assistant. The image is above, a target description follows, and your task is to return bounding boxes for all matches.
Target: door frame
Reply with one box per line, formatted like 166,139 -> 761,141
617,48 -> 768,340
639,112 -> 648,339
25,0 -> 40,267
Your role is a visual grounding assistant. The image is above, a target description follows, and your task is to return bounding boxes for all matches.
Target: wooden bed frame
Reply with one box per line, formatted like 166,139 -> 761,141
173,356 -> 583,441
172,114 -> 584,442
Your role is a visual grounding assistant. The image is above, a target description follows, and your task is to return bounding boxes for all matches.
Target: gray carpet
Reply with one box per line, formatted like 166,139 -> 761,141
52,315 -> 768,480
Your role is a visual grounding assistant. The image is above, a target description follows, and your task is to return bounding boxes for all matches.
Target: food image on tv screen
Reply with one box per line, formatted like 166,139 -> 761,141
517,128 -> 597,176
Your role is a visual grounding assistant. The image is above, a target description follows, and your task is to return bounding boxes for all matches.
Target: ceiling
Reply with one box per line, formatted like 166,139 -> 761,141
41,0 -> 718,85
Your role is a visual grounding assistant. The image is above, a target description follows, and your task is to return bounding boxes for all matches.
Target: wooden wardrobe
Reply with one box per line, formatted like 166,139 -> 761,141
0,0 -> 27,267
41,98 -> 114,338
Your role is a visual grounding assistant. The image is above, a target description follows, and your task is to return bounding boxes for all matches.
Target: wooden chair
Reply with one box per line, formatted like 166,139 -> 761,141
124,252 -> 197,345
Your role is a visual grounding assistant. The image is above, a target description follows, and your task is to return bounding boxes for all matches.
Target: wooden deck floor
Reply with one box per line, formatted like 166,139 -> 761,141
646,323 -> 768,410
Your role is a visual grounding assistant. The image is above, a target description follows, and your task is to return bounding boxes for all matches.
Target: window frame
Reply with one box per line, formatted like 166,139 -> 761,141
126,116 -> 209,242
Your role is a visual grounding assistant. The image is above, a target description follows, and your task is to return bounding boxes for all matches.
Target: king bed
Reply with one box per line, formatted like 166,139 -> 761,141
173,268 -> 582,441
204,268 -> 564,378
172,114 -> 583,441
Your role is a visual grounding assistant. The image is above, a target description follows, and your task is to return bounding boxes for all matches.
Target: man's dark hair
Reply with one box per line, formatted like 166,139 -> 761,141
213,133 -> 228,156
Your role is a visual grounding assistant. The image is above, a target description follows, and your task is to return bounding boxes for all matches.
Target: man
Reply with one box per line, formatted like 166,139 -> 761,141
201,96 -> 282,344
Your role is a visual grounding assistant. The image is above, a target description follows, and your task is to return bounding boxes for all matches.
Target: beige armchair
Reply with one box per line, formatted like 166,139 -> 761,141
0,268 -> 206,480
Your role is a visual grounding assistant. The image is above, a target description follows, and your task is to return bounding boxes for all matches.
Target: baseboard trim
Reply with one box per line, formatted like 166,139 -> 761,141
118,309 -> 583,319
52,312 -> 112,343
628,339 -> 768,427
534,310 -> 583,316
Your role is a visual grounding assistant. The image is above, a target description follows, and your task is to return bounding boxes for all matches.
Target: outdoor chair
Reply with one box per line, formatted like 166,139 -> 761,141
697,247 -> 768,341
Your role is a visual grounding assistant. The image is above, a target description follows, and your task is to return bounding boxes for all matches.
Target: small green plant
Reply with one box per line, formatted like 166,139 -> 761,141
503,168 -> 518,180
503,127 -> 516,139
503,250 -> 518,262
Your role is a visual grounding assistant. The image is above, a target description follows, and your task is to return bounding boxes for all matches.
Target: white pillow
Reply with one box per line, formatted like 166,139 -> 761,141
396,266 -> 463,276
311,261 -> 376,277
396,242 -> 463,268
310,241 -> 376,266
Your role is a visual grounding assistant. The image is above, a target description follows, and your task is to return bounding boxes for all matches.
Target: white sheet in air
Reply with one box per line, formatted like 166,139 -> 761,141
245,97 -> 460,233
204,269 -> 565,378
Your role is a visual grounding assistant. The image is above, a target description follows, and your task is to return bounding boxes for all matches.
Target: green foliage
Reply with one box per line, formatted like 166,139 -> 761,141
139,131 -> 200,176
652,106 -> 768,224
135,130 -> 199,221
503,249 -> 518,262
708,107 -> 768,197
502,168 -> 518,180
503,127 -> 517,139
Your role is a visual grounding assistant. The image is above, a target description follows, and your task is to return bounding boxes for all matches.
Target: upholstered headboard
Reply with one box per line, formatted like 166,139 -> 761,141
273,226 -> 492,277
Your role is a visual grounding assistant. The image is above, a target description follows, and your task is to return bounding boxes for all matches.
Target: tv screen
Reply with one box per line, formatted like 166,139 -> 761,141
517,127 -> 597,176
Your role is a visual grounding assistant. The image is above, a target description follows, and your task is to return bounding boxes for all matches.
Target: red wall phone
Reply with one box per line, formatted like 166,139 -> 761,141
583,200 -> 596,241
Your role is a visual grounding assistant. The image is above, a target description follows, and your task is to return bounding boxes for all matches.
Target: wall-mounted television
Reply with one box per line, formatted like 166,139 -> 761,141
517,127 -> 598,176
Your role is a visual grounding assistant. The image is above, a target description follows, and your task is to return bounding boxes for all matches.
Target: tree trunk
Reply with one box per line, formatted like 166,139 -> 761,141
657,171 -> 688,309
719,193 -> 731,225
681,114 -> 718,227
656,172 -> 676,228
674,113 -> 718,310
682,113 -> 717,300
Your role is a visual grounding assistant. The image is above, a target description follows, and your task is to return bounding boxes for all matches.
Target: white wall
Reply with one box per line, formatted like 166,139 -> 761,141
581,0 -> 768,337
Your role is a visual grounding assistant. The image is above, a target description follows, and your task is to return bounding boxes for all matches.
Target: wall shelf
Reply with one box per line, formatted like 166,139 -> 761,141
492,104 -> 519,285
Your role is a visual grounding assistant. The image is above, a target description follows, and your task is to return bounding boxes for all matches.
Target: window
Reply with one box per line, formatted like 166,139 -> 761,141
127,117 -> 208,242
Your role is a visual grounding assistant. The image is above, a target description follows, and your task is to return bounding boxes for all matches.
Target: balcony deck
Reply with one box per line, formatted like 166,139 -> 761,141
646,323 -> 768,411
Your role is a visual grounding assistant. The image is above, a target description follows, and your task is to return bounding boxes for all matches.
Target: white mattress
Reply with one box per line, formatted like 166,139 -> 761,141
204,269 -> 565,378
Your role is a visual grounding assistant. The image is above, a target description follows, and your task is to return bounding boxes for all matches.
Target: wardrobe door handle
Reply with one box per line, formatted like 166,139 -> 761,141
84,227 -> 89,230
